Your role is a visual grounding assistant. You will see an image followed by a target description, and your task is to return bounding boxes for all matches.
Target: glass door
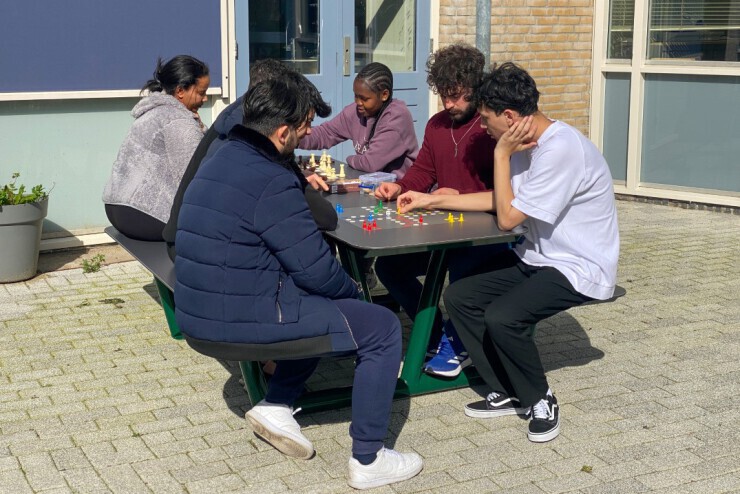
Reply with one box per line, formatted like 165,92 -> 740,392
238,0 -> 430,159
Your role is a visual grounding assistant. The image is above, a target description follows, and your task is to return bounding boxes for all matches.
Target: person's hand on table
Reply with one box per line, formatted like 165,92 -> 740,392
495,115 -> 538,159
397,190 -> 434,213
306,173 -> 329,191
374,182 -> 402,201
431,187 -> 459,196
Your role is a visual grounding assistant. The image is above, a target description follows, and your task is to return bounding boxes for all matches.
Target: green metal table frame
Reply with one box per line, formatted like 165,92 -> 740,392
153,246 -> 489,412
235,241 -> 503,413
150,214 -> 520,412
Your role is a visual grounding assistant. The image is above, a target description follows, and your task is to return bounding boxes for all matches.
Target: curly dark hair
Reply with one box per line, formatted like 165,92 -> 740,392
426,44 -> 485,97
474,62 -> 539,116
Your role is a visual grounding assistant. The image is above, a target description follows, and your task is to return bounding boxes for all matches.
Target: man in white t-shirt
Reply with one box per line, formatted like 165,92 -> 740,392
395,62 -> 619,443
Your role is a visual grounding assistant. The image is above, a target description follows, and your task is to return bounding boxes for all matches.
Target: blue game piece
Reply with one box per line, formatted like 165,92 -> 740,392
336,204 -> 343,214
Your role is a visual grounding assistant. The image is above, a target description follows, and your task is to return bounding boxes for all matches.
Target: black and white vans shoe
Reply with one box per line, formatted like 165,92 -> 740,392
464,391 -> 528,418
527,394 -> 560,443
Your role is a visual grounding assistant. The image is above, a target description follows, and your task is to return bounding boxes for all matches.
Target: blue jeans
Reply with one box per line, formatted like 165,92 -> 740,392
375,243 -> 510,341
265,299 -> 402,456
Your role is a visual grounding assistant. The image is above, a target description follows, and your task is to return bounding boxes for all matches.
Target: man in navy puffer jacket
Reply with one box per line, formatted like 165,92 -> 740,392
175,76 -> 423,489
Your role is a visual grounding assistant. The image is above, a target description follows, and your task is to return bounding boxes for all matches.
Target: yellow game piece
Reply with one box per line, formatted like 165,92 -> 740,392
447,213 -> 454,223
459,213 -> 464,222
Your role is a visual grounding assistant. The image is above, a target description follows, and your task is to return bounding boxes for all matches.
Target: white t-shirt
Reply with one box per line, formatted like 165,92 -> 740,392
510,120 -> 619,300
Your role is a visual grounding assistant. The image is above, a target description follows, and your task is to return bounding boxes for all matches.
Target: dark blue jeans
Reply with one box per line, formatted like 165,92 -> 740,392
264,299 -> 402,456
375,243 -> 510,341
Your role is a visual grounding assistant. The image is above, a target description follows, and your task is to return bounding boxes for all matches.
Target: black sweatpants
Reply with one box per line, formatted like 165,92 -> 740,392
443,250 -> 592,407
105,204 -> 166,241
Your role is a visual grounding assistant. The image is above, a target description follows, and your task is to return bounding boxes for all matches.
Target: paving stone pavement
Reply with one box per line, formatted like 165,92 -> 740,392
1,201 -> 739,493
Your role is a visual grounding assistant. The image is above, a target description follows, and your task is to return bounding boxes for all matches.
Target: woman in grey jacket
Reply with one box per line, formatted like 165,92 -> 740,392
102,55 -> 209,240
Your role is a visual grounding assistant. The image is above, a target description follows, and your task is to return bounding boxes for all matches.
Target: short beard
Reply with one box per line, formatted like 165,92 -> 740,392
280,131 -> 299,159
449,102 -> 477,124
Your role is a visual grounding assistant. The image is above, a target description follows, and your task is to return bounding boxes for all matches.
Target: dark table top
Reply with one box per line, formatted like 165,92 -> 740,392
322,191 -> 524,257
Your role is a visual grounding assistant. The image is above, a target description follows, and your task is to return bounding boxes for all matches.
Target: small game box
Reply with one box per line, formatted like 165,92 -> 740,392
327,178 -> 361,194
358,172 -> 397,185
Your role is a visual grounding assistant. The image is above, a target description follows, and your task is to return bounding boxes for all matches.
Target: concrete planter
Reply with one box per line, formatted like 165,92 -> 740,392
0,198 -> 49,282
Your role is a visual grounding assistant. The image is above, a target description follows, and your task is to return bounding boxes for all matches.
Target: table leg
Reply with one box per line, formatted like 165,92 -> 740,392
337,246 -> 372,301
239,361 -> 268,406
397,250 -> 482,395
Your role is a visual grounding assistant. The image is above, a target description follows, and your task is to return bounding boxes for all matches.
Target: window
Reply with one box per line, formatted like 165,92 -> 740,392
354,0 -> 416,72
608,0 -> 635,59
248,1 -> 321,75
647,0 -> 740,61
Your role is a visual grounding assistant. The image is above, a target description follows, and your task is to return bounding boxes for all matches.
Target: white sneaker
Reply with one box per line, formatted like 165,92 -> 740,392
347,448 -> 423,490
245,400 -> 314,459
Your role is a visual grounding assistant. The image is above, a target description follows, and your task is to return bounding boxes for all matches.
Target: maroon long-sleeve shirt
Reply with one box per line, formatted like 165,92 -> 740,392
398,110 -> 495,194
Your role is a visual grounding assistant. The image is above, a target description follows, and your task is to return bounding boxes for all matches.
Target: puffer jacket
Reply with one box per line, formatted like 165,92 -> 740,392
174,125 -> 359,361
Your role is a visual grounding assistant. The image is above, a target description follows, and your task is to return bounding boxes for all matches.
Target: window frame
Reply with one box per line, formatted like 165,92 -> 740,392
591,0 -> 740,207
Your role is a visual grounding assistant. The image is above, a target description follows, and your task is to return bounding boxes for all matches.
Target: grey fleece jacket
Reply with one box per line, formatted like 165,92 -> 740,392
102,92 -> 205,223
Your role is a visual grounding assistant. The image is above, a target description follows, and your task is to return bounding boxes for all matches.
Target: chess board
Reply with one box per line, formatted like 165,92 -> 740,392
339,204 -> 463,230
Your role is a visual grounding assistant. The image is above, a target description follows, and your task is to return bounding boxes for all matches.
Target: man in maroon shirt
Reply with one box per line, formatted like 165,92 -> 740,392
374,44 -> 507,377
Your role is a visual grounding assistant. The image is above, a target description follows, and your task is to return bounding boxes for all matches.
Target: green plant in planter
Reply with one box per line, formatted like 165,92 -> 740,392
0,173 -> 49,205
0,172 -> 51,283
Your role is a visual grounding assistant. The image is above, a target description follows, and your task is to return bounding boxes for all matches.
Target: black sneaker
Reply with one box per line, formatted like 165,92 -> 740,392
464,391 -> 528,418
528,394 -> 560,442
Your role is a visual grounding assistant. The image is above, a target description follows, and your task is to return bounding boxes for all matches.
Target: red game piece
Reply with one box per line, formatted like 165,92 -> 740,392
419,215 -> 423,224
362,220 -> 368,230
373,219 -> 377,229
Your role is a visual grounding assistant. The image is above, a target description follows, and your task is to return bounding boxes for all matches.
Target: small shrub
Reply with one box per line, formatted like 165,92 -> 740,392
81,253 -> 106,273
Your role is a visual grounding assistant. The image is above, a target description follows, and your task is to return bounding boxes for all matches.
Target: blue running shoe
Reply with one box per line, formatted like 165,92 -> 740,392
423,332 -> 471,377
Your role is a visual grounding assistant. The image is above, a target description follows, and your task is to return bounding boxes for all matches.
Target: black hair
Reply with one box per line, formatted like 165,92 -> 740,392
426,43 -> 484,99
242,78 -> 312,137
248,59 -> 291,89
357,62 -> 394,99
474,62 -> 540,116
142,55 -> 209,95
355,62 -> 394,146
307,82 -> 332,119
246,59 -> 331,118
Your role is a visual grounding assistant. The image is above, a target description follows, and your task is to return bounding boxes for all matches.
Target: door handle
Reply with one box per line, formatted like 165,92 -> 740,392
343,36 -> 351,76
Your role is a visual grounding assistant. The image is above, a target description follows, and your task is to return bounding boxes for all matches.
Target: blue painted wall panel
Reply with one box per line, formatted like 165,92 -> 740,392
0,1 -> 221,93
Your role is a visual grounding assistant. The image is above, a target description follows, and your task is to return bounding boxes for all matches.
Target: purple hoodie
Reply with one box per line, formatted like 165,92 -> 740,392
299,98 -> 418,178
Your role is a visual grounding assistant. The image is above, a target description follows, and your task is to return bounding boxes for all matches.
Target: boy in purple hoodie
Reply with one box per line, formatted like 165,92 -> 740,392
298,62 -> 418,179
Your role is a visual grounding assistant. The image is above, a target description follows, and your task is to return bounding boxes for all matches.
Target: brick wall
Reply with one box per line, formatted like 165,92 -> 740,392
438,0 -> 595,136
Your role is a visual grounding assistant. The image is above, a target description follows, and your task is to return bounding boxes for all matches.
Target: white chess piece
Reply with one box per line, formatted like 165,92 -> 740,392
339,163 -> 346,178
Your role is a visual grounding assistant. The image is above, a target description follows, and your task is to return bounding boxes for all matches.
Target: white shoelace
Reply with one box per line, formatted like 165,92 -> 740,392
486,391 -> 504,403
531,398 -> 550,419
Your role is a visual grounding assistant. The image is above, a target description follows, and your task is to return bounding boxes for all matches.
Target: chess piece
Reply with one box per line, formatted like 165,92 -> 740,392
339,163 -> 345,178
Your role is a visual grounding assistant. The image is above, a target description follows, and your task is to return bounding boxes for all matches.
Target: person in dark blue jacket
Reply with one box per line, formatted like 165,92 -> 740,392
174,76 -> 423,490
